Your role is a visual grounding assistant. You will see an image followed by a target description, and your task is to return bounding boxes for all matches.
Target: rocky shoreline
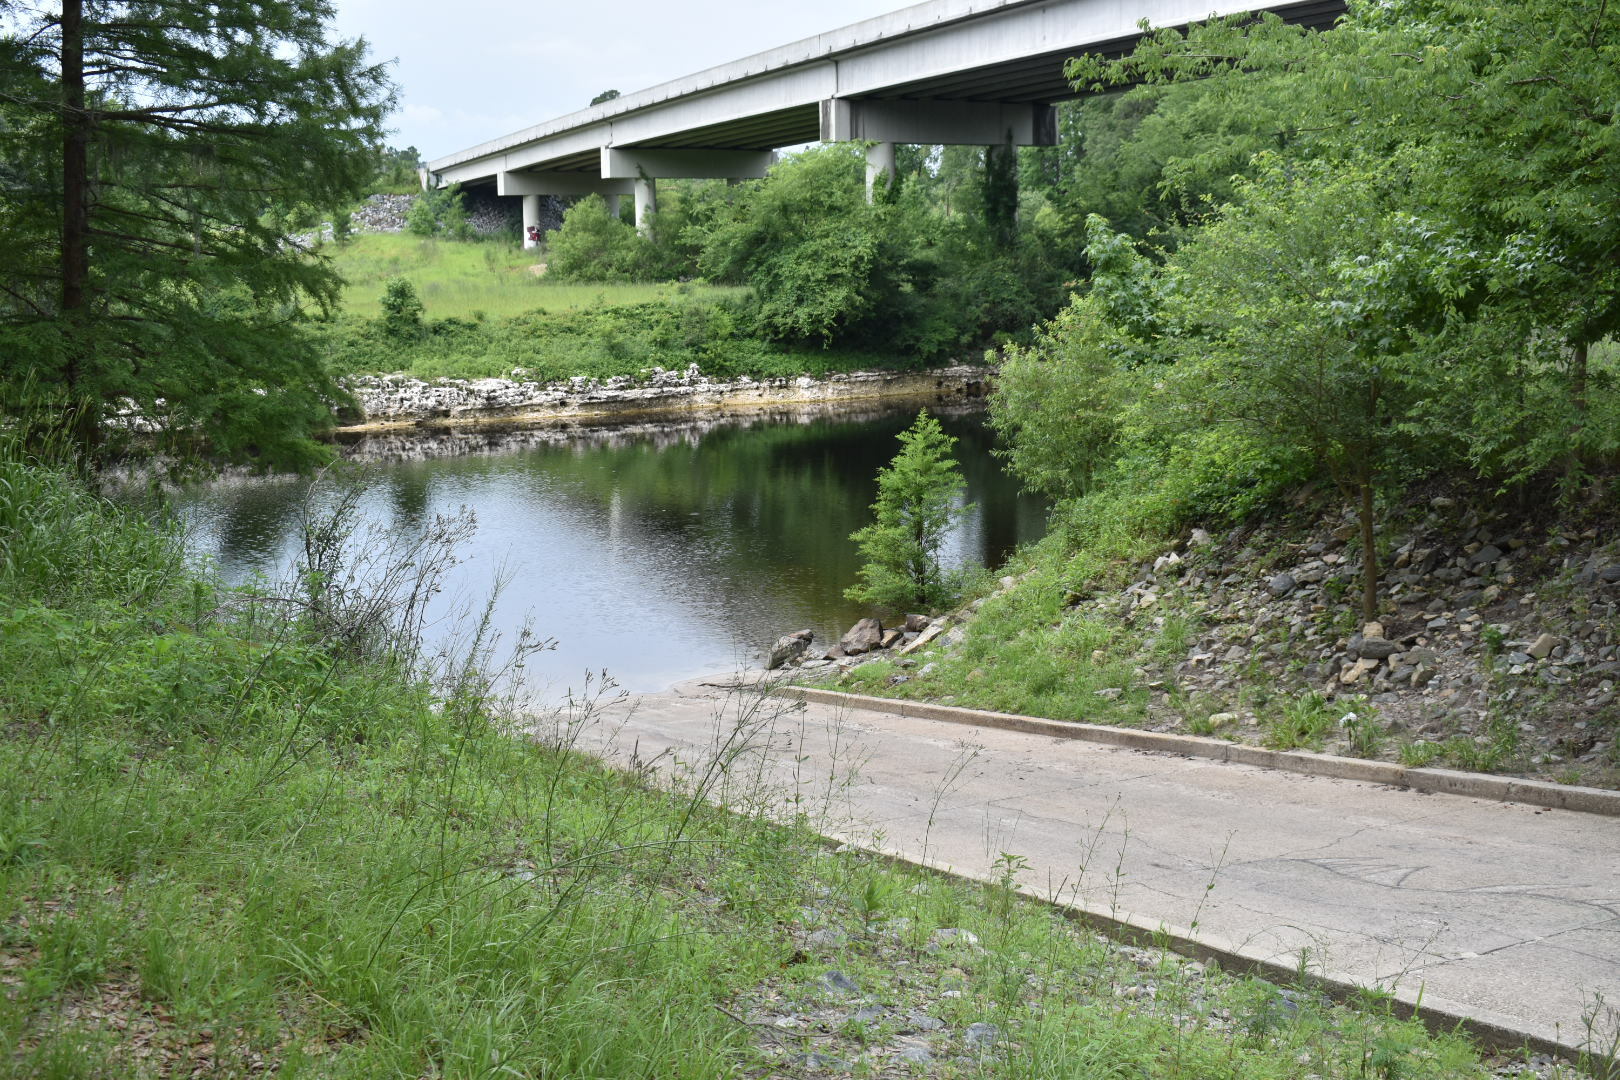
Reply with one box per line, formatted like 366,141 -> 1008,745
338,364 -> 994,432
332,398 -> 990,464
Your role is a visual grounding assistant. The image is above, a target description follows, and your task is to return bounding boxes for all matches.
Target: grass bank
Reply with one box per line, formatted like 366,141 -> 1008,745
326,233 -> 746,322
314,234 -> 924,384
0,453 -> 1574,1077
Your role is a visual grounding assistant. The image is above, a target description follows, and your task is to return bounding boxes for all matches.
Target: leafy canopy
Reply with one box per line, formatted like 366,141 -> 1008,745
0,0 -> 393,467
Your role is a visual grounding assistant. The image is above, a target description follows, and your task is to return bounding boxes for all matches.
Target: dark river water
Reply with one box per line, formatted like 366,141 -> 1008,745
176,403 -> 1047,699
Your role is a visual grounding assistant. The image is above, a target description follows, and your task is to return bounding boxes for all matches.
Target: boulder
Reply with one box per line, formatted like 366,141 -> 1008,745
767,629 -> 814,670
904,613 -> 931,633
1267,573 -> 1298,597
840,617 -> 884,656
1358,638 -> 1400,660
899,623 -> 945,655
880,628 -> 904,649
1526,633 -> 1559,660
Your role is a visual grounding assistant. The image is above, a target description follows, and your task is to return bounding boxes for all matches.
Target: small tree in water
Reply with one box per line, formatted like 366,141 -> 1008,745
846,411 -> 972,612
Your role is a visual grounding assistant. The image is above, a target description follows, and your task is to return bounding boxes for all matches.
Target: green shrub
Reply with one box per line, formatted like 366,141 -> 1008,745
544,194 -> 658,282
379,275 -> 424,338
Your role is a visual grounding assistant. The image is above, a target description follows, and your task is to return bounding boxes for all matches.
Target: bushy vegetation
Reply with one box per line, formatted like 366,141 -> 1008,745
844,0 -> 1620,761
534,144 -> 1065,362
543,194 -> 659,282
989,0 -> 1620,618
405,184 -> 472,240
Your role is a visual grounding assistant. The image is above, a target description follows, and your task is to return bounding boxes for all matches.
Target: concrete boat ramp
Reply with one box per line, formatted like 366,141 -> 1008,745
562,675 -> 1620,1065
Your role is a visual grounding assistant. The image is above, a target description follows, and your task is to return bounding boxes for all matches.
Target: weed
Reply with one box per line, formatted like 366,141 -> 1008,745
1399,740 -> 1443,768
1340,702 -> 1386,758
1266,691 -> 1337,750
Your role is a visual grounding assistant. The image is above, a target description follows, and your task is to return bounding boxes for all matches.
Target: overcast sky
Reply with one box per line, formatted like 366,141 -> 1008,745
329,0 -> 915,160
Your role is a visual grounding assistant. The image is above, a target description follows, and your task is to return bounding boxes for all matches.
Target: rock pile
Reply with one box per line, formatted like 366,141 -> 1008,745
1135,501 -> 1620,769
350,192 -> 415,232
301,191 -> 541,244
771,612 -> 952,677
902,495 -> 1617,785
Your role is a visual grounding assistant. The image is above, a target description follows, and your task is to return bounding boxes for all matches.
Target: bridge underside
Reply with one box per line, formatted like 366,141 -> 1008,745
433,0 -> 1348,240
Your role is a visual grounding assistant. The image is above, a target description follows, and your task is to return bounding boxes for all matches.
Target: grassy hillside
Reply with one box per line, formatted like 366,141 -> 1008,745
0,451 -> 1538,1079
325,232 -> 745,322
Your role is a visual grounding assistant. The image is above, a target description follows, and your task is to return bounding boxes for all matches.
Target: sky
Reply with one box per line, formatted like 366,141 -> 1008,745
328,0 -> 916,161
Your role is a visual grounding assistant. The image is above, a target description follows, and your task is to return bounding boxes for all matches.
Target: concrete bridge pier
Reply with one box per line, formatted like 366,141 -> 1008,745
600,147 -> 773,237
521,194 -> 543,250
606,194 -> 623,221
865,141 -> 897,202
633,179 -> 658,236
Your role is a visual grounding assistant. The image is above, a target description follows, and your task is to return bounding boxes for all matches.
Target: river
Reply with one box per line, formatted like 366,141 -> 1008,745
176,402 -> 1046,699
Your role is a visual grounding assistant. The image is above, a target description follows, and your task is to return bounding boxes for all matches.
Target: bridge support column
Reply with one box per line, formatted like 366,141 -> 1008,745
984,140 -> 1019,246
521,194 -> 542,249
634,178 -> 658,237
606,194 -> 622,221
865,141 -> 896,203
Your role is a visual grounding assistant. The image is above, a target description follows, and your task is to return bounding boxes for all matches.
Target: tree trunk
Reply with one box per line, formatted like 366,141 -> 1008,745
60,0 -> 98,451
1358,476 -> 1379,626
1569,339 -> 1590,474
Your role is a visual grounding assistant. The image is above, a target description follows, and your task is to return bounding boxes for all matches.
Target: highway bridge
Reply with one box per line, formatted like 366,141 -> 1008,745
425,0 -> 1347,245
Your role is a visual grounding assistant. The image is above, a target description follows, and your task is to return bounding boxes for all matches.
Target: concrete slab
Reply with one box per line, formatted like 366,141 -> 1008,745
555,678 -> 1620,1062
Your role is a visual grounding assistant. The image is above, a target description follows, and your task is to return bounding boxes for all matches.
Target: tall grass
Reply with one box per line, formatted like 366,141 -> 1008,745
0,453 -> 808,1077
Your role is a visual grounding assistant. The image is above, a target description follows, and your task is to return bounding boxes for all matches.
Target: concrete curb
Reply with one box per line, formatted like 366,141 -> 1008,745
834,835 -> 1617,1071
777,686 -> 1620,818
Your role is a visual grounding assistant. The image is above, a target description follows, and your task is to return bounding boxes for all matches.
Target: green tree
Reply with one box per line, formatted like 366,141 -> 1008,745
989,291 -> 1131,499
331,208 -> 354,246
406,185 -> 471,240
699,146 -> 916,345
0,0 -> 393,467
379,277 -> 424,339
543,194 -> 656,282
1067,0 -> 1620,477
1157,156 -> 1479,622
1363,0 -> 1620,470
845,411 -> 971,612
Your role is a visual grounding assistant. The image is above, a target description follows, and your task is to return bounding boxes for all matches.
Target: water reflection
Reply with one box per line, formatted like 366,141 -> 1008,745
177,403 -> 1047,698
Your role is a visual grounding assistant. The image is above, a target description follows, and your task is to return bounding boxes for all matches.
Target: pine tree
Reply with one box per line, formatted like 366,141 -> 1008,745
845,411 -> 971,612
0,0 -> 393,467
